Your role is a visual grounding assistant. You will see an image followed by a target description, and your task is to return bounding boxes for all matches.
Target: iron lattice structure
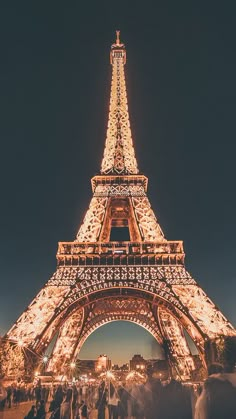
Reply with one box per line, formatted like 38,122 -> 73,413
5,32 -> 236,381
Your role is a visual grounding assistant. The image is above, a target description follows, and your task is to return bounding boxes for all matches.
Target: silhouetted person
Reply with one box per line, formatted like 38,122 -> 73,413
118,384 -> 129,419
108,382 -> 119,419
96,381 -> 107,419
25,404 -> 37,418
194,337 -> 236,419
161,379 -> 192,419
36,399 -> 46,419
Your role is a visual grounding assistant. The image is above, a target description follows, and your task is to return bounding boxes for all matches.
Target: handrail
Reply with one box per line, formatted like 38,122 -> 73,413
57,241 -> 184,256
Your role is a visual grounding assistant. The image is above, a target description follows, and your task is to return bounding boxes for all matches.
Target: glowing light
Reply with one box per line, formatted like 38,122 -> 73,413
106,370 -> 115,379
4,32 -> 236,385
101,33 -> 138,175
126,370 -> 144,381
18,339 -> 24,348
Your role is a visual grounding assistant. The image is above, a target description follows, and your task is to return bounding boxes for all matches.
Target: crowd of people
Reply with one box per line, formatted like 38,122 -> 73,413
0,356 -> 236,419
20,378 -> 194,419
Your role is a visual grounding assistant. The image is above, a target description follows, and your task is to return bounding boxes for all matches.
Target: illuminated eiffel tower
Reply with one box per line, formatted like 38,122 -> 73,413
4,32 -> 235,381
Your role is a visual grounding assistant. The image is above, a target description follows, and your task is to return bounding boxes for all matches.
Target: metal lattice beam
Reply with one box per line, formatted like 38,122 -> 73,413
101,35 -> 138,174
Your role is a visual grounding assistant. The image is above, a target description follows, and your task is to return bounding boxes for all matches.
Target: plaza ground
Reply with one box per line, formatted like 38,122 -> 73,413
0,401 -> 104,419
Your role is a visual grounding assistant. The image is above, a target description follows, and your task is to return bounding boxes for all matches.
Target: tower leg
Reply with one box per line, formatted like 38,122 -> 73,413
158,308 -> 204,381
47,309 -> 84,376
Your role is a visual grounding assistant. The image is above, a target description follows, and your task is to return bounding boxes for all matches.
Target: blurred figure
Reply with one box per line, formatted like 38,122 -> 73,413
117,383 -> 129,419
0,381 -> 6,399
6,385 -> 12,408
36,399 -> 46,419
130,383 -> 145,419
161,379 -> 192,419
24,404 -> 37,418
194,338 -> 236,419
49,385 -> 64,419
108,382 -> 119,419
79,399 -> 88,419
143,376 -> 163,419
96,381 -> 107,419
60,388 -> 73,419
0,381 -> 7,409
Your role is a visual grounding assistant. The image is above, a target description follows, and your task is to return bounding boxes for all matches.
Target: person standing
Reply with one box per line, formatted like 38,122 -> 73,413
96,381 -> 107,419
194,338 -> 236,419
79,400 -> 88,419
117,384 -> 129,419
36,399 -> 46,419
0,381 -> 7,409
24,404 -> 37,418
6,385 -> 12,408
60,388 -> 73,419
108,382 -> 119,419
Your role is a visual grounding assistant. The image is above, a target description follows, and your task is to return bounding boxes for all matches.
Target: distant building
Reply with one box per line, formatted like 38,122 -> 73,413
95,354 -> 111,372
146,359 -> 169,380
120,363 -> 129,371
78,359 -> 96,375
130,354 -> 146,371
112,364 -> 120,371
111,363 -> 129,371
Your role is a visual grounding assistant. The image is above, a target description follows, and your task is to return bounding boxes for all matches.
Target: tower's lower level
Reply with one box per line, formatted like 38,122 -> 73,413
4,235 -> 235,381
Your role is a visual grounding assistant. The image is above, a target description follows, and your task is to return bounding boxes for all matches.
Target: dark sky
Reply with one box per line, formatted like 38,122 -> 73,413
0,2 -> 236,363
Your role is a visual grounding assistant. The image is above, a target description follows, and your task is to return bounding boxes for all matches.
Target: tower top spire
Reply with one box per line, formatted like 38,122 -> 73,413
116,30 -> 120,45
101,33 -> 138,175
111,30 -> 125,50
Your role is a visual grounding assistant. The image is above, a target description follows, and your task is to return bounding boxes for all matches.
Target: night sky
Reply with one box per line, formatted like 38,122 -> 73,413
0,2 -> 236,365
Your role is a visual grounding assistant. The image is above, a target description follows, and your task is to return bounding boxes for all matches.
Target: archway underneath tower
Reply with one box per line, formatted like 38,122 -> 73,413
79,320 -> 164,367
45,293 -> 206,382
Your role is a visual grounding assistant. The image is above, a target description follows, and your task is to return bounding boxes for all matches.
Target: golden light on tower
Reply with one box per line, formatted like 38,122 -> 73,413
1,32 -> 235,382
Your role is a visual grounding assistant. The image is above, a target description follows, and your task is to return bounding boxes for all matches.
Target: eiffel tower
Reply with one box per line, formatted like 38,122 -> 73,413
4,31 -> 235,381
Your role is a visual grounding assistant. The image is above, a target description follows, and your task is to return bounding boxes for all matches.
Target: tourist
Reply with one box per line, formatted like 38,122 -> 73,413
6,385 -> 12,408
130,383 -> 145,419
79,399 -> 88,419
160,379 -> 192,419
60,388 -> 73,419
36,399 -> 46,419
0,381 -> 7,409
143,376 -> 163,419
108,382 -> 119,419
194,337 -> 236,419
49,384 -> 64,419
117,383 -> 129,419
24,404 -> 37,418
96,381 -> 107,419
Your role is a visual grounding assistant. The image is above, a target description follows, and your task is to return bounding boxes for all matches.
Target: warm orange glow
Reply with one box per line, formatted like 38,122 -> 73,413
4,32 -> 236,385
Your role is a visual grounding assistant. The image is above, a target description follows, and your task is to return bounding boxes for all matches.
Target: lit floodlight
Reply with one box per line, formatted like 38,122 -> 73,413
106,370 -> 115,379
18,339 -> 24,348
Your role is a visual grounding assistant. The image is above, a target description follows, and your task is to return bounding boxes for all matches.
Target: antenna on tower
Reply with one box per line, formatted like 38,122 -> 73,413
116,30 -> 121,45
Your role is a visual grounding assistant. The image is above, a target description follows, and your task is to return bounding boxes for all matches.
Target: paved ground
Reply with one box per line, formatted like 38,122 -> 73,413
0,403 -> 101,419
0,402 -> 32,419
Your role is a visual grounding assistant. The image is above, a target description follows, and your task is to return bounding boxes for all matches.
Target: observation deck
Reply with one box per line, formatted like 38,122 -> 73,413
57,240 -> 185,266
91,175 -> 148,193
